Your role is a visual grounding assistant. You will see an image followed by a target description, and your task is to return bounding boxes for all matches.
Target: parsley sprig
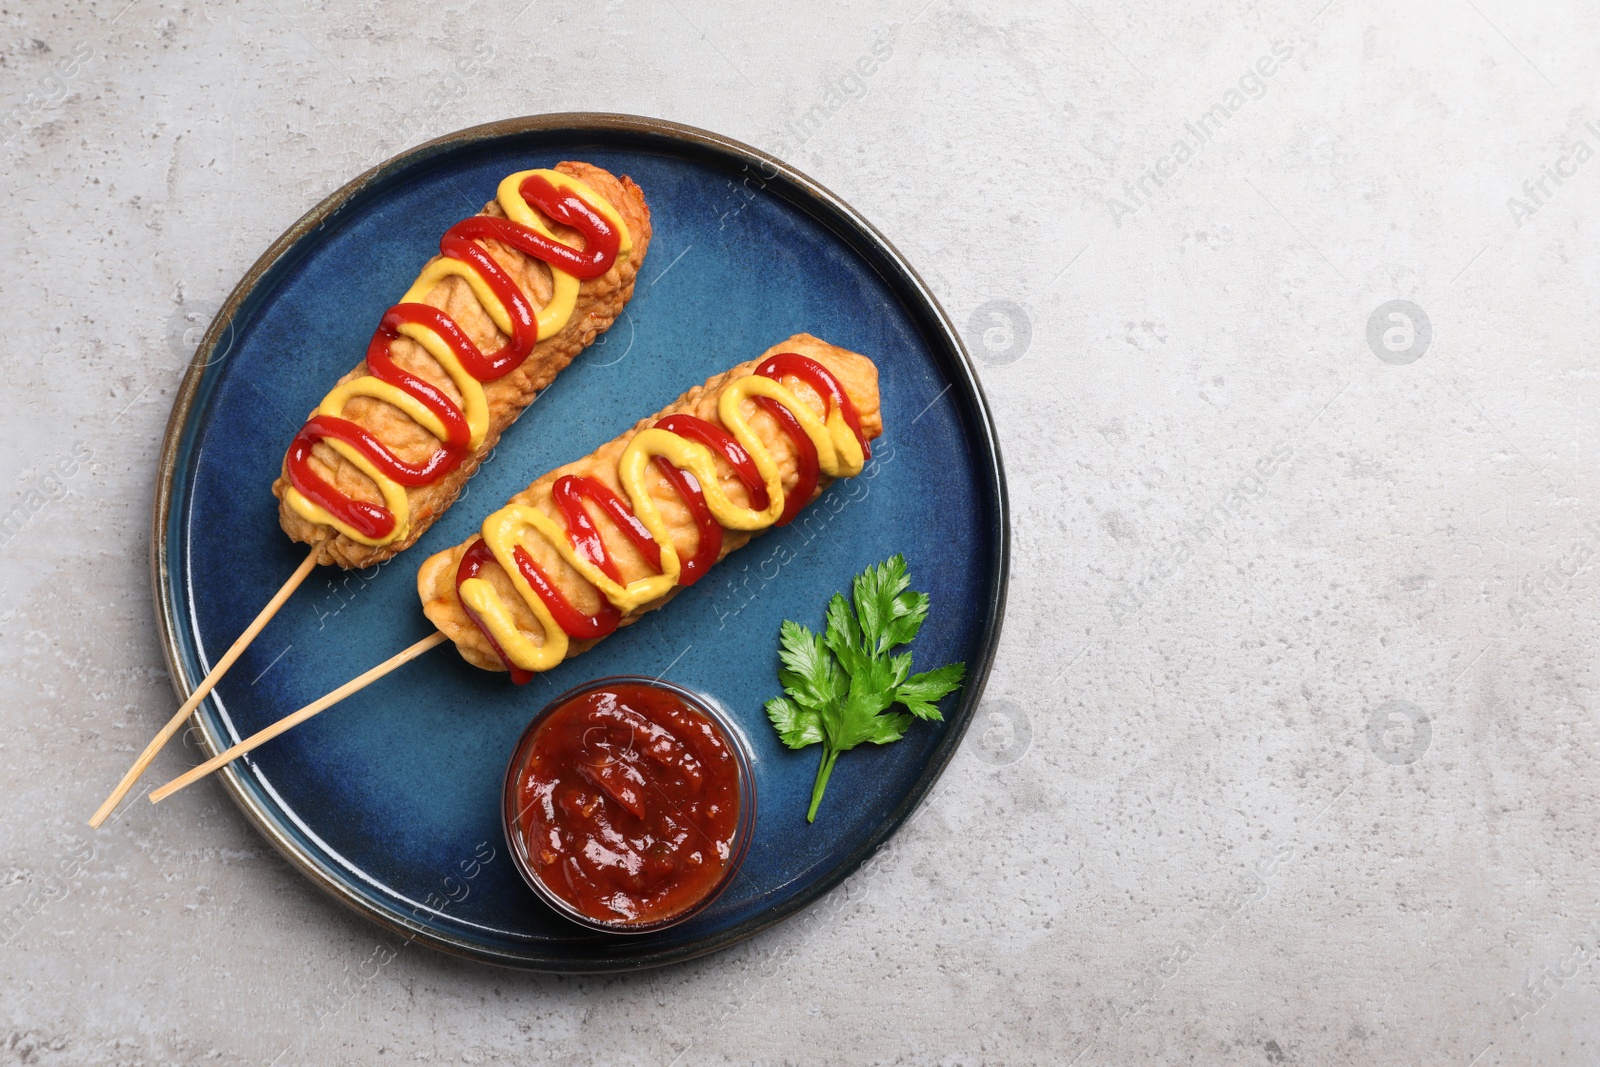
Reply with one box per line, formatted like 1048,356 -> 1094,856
765,555 -> 965,822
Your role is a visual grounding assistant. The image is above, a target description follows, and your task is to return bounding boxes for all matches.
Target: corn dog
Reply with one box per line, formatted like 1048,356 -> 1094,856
92,163 -> 652,829
275,161 -> 653,569
417,334 -> 882,677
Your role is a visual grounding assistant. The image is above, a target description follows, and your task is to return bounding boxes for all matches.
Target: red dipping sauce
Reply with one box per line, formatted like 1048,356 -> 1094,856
503,678 -> 755,932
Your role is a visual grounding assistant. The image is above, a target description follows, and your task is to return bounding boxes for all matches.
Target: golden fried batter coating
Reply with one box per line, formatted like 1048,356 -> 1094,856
417,335 -> 882,673
273,161 -> 652,569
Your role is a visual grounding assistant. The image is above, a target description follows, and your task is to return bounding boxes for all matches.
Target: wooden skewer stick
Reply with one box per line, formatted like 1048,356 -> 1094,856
148,631 -> 449,805
89,547 -> 324,829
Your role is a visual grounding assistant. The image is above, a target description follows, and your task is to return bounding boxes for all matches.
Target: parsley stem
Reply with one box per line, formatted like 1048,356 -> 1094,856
806,747 -> 841,823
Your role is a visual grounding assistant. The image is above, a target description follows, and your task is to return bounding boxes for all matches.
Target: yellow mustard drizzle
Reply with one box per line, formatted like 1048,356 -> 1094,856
460,373 -> 867,672
283,169 -> 633,547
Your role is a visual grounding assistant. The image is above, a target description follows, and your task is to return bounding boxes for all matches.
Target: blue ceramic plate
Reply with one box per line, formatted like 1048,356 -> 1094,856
152,115 -> 1008,970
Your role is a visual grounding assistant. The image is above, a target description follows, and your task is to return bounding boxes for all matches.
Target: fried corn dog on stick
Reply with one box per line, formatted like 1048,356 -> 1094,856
93,162 -> 650,829
418,334 -> 882,676
276,161 -> 653,569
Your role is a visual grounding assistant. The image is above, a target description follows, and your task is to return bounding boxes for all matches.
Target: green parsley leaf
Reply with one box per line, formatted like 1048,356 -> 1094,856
883,589 -> 930,649
859,710 -> 912,746
823,592 -> 863,676
837,657 -> 896,748
852,555 -> 911,654
888,650 -> 914,690
776,619 -> 845,711
764,555 -> 967,822
896,662 -> 966,722
765,695 -> 824,749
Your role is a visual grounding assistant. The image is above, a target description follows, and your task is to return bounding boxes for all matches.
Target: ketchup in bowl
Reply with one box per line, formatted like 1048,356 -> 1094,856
503,678 -> 755,933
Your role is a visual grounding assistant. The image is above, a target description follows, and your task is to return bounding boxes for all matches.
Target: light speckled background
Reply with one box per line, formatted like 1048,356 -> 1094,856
4,0 -> 1599,1063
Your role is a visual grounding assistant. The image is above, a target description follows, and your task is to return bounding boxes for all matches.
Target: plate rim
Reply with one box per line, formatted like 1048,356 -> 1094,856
150,112 -> 1011,971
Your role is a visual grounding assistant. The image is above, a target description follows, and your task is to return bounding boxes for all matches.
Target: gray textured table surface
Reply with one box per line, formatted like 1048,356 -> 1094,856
5,1 -> 1598,1063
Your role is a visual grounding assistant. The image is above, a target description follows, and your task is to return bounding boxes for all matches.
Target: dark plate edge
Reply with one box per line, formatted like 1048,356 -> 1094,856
150,113 -> 1011,972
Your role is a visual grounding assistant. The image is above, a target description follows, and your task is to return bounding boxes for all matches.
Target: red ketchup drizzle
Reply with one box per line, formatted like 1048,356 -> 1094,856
286,175 -> 620,540
454,539 -> 534,686
753,400 -> 816,527
510,543 -> 622,641
754,353 -> 871,460
652,414 -> 769,583
750,354 -> 867,525
552,476 -> 661,581
503,476 -> 655,642
456,361 -> 866,681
